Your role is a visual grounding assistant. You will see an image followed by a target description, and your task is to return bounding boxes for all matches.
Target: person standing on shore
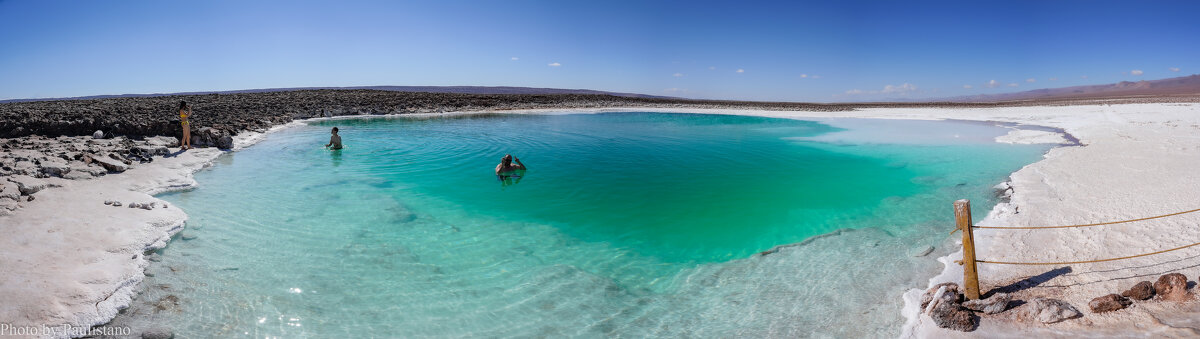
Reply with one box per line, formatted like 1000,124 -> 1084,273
178,101 -> 192,150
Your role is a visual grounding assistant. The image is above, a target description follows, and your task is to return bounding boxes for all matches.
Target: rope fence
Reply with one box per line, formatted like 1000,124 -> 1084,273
950,199 -> 1200,300
972,207 -> 1200,230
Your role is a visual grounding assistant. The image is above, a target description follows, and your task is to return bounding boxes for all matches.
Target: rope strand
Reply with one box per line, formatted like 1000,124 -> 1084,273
972,207 -> 1200,230
978,240 -> 1200,265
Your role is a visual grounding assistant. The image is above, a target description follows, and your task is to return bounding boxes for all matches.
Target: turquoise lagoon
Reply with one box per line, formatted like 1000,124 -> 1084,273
122,112 -> 1054,337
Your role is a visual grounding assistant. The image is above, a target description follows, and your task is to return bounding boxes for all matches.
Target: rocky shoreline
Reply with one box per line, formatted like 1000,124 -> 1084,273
0,135 -> 183,214
6,89 -> 1200,140
0,90 -> 847,139
3,89 -> 1195,189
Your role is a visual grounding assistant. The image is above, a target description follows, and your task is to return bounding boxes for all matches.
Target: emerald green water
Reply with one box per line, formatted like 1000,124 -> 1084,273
331,113 -> 926,263
119,112 -> 1055,337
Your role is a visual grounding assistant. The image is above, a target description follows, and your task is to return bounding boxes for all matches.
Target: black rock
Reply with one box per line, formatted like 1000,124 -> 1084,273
1122,281 -> 1155,300
1089,294 -> 1131,313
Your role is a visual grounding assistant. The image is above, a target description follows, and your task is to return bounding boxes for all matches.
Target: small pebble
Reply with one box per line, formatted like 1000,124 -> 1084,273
911,245 -> 936,257
27,196 -> 34,202
129,203 -> 139,208
104,200 -> 113,205
140,327 -> 174,339
112,201 -> 122,207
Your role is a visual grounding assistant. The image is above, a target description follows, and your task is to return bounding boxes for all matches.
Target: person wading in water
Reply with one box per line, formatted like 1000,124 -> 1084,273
495,154 -> 526,174
495,154 -> 527,187
325,127 -> 343,150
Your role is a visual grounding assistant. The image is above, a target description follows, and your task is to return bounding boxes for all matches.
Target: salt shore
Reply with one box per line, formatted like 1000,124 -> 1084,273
0,128 -> 280,339
2,102 -> 1199,338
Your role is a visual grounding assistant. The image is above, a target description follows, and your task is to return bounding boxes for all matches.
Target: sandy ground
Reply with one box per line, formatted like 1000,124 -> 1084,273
2,103 -> 1200,338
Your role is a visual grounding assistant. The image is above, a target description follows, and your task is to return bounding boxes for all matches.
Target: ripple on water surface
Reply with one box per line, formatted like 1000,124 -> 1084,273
122,112 -> 1053,337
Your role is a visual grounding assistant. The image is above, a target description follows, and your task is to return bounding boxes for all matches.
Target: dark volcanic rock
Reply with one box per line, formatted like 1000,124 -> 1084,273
1088,294 -> 1131,313
921,282 -> 961,310
191,127 -> 234,149
1155,273 -> 1191,301
127,145 -> 169,162
218,134 -> 234,149
1122,281 -> 1155,300
925,285 -> 977,332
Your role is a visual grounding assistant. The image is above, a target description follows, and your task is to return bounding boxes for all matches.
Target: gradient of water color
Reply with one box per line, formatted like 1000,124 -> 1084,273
121,113 -> 1053,337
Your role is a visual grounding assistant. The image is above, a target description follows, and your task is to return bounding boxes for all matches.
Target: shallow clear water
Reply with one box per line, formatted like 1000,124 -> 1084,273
124,112 -> 1053,337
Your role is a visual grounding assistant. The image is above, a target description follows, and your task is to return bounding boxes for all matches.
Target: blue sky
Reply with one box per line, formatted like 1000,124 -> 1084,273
1,0 -> 1197,102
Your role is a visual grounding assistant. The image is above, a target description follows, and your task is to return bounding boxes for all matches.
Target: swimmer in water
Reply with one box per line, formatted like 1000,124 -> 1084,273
495,154 -> 525,174
496,154 -> 526,187
325,127 -> 343,150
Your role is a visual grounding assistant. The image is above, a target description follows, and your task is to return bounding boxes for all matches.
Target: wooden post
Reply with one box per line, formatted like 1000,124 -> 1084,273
955,199 -> 981,300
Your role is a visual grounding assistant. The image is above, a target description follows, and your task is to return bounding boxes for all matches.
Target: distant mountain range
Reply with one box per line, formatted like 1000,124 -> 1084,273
0,86 -> 676,103
945,74 -> 1200,102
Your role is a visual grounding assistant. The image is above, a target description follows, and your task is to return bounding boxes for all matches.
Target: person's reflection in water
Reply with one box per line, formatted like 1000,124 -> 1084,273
495,154 -> 527,187
329,148 -> 343,167
497,170 -> 524,187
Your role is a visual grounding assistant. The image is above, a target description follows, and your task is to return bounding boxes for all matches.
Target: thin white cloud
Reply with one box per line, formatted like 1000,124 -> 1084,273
1130,69 -> 1144,76
664,88 -> 688,93
1170,67 -> 1181,72
736,69 -> 745,73
881,83 -> 917,94
1007,83 -> 1019,87
845,83 -> 919,96
1026,78 -> 1036,83
1081,75 -> 1088,79
708,66 -> 716,70
963,85 -> 973,89
986,80 -> 1000,88
673,73 -> 684,77
548,62 -> 561,67
800,74 -> 808,78
510,57 -> 519,61
811,75 -> 821,79
1049,77 -> 1058,81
